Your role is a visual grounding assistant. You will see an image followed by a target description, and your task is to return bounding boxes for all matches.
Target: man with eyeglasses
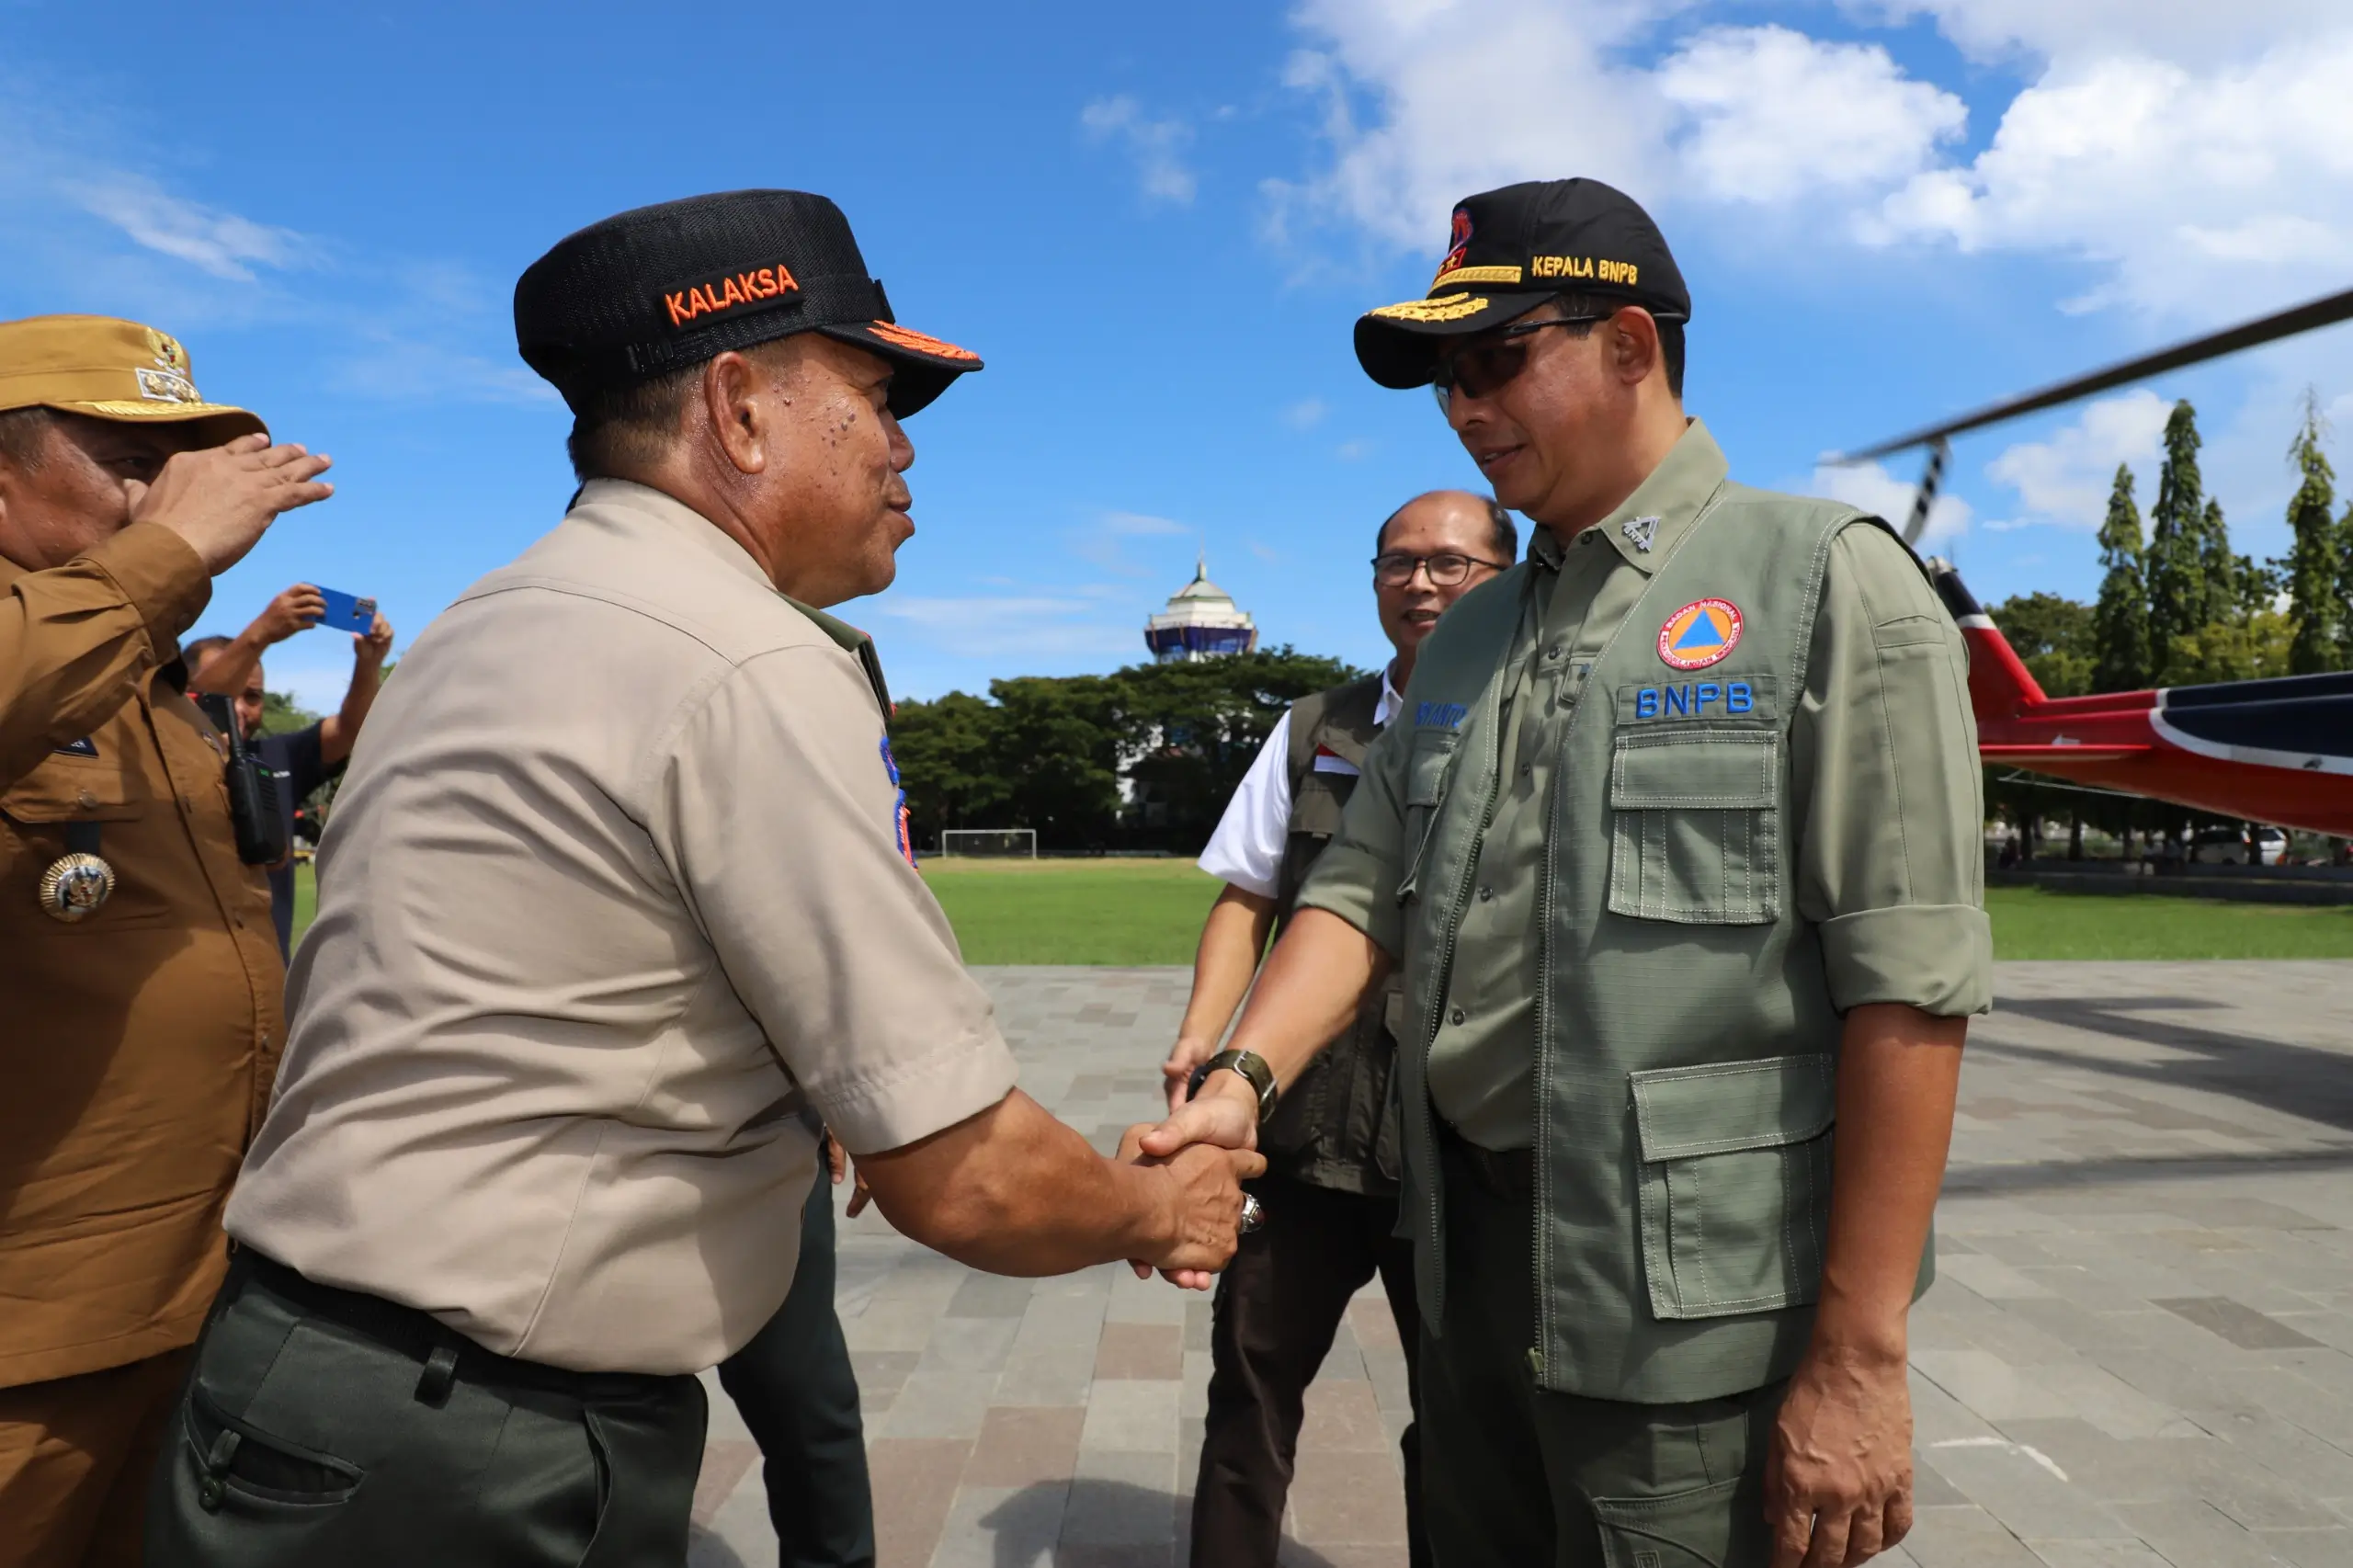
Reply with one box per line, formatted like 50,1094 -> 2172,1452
1142,179 -> 1988,1567
1166,489 -> 1511,1568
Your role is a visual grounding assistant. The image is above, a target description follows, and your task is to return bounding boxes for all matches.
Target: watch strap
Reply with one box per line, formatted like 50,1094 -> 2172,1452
1202,1049 -> 1279,1124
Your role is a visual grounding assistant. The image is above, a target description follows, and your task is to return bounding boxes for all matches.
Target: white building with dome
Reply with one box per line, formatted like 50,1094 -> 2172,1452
1143,553 -> 1258,662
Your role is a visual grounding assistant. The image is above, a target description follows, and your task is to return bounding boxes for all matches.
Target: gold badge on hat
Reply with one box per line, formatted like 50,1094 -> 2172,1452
38,851 -> 116,922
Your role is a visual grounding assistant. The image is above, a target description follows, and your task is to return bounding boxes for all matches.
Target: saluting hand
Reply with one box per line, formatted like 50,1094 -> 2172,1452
126,432 -> 335,575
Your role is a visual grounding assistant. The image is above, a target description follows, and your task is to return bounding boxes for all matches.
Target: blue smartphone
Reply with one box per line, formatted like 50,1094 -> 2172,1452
316,586 -> 376,634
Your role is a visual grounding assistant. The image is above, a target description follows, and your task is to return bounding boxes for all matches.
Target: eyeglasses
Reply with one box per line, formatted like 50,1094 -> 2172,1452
1371,551 -> 1511,587
1430,313 -> 1606,412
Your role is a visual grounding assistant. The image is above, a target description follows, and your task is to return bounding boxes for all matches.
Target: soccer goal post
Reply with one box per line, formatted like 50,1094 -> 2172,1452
938,828 -> 1038,858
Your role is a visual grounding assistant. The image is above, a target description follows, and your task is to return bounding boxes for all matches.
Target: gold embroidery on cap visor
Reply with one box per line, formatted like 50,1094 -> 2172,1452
1367,294 -> 1491,324
1430,263 -> 1525,288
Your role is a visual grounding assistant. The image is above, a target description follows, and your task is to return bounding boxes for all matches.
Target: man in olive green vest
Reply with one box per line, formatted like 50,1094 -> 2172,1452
1144,179 -> 1990,1568
1169,489 -> 1512,1567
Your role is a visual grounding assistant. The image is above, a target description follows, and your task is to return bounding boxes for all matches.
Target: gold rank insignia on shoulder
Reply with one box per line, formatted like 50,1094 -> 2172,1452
38,852 -> 116,922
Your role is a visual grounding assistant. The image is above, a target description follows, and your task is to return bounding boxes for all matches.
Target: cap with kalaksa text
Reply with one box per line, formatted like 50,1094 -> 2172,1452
1354,179 -> 1690,390
0,315 -> 266,440
514,190 -> 982,419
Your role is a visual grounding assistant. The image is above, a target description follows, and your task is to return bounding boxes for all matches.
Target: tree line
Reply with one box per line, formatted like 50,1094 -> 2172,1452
890,648 -> 1363,854
1986,394 -> 2353,854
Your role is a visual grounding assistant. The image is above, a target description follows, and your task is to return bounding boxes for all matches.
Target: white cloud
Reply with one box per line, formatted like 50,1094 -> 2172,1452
1866,40 -> 2353,312
1980,391 -> 2170,530
1845,1 -> 2335,67
1282,396 -> 1329,429
1275,1 -> 2353,317
1657,27 -> 1965,204
1081,97 -> 1198,205
1071,509 -> 1194,575
874,595 -> 1141,659
1809,460 -> 1974,546
1336,438 -> 1374,460
66,177 -> 310,282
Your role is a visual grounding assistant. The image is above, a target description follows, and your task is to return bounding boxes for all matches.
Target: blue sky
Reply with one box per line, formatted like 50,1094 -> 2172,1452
5,1 -> 2348,710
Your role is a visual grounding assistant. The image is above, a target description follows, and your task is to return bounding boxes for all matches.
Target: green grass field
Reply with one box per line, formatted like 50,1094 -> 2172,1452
293,858 -> 2353,963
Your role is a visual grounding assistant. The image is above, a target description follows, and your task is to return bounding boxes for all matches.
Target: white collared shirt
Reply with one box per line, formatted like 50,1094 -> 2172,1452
1197,669 -> 1401,898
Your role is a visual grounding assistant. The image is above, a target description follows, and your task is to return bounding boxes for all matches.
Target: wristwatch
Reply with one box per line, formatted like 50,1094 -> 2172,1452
1187,1049 -> 1279,1125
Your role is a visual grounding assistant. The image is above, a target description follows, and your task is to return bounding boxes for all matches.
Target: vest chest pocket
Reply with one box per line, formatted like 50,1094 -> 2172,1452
1631,1053 -> 1834,1320
1392,728 -> 1459,905
1607,728 -> 1780,925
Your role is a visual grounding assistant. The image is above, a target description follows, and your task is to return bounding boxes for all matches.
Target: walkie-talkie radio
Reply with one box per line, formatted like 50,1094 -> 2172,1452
194,692 -> 290,866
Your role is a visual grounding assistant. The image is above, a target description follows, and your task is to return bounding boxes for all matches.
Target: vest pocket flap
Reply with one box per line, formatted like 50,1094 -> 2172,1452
1610,730 -> 1778,811
1631,1053 -> 1835,1162
1289,775 -> 1349,836
1404,730 -> 1458,806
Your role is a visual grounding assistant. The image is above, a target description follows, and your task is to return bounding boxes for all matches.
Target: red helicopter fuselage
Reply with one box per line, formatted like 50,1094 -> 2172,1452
1930,561 -> 2353,837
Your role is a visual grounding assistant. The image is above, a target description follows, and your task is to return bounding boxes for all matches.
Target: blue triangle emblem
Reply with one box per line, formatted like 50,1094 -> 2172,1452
1672,611 -> 1725,652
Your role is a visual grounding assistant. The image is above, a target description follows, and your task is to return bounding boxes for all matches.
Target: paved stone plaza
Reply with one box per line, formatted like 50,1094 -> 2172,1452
688,960 -> 2353,1567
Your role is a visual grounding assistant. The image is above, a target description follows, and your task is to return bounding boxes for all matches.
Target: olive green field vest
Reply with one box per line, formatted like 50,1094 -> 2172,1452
1388,489 -> 1934,1403
1263,675 -> 1404,1195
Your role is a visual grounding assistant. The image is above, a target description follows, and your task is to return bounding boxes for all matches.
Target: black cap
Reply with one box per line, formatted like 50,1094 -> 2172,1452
514,190 -> 982,418
1354,179 -> 1688,390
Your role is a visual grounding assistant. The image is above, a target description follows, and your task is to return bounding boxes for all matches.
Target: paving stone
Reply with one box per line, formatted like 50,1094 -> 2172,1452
1081,1380 -> 1180,1452
868,1436 -> 972,1568
1096,1323 -> 1183,1381
1065,1450 -> 1180,1543
949,1271 -> 1039,1319
965,1405 -> 1087,1489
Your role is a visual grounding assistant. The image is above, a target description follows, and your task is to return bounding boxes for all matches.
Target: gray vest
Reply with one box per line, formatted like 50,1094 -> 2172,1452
1391,488 -> 1933,1401
1262,676 -> 1403,1195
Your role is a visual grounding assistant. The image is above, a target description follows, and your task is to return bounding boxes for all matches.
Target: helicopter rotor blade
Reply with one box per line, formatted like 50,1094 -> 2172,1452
1835,283 -> 2353,464
1903,438 -> 1950,548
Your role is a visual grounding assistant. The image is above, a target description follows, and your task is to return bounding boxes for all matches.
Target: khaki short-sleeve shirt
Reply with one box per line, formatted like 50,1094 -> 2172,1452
224,480 -> 1017,1375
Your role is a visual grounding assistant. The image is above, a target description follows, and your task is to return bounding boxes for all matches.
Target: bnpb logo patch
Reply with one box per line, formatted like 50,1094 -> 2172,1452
1656,598 -> 1742,671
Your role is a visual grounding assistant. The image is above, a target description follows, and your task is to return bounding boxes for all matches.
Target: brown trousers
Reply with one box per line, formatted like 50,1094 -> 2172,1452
1189,1172 -> 1429,1568
0,1347 -> 191,1568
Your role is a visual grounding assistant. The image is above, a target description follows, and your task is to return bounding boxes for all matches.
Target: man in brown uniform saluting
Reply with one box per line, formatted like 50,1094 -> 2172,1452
0,315 -> 333,1567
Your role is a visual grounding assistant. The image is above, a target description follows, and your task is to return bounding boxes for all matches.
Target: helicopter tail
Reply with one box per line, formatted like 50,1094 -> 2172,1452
1926,557 -> 2048,722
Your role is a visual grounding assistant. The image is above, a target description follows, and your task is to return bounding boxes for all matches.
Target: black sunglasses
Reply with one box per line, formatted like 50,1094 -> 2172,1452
1429,313 -> 1606,411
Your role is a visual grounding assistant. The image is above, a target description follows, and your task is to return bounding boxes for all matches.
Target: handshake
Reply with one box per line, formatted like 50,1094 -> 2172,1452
1117,1055 -> 1278,1290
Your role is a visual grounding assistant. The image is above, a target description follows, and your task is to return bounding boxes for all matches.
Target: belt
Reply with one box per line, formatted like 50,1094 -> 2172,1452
1437,1119 -> 1534,1202
232,1248 -> 683,1404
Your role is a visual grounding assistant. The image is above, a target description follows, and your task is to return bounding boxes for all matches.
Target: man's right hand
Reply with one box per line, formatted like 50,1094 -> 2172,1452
125,432 -> 335,575
1121,1129 -> 1262,1282
1140,1069 -> 1261,1160
253,585 -> 327,644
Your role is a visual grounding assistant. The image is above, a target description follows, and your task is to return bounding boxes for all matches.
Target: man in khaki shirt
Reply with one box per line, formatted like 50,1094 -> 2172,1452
0,315 -> 332,1568
151,191 -> 1259,1568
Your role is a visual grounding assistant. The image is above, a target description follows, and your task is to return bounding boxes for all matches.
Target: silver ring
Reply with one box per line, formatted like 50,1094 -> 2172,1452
1239,1194 -> 1266,1234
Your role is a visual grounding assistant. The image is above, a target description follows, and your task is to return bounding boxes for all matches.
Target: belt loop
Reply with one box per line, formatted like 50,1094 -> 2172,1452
415,1342 -> 460,1407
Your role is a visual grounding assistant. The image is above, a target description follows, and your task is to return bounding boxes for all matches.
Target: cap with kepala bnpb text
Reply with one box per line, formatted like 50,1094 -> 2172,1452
514,189 -> 982,418
0,314 -> 266,441
1354,178 -> 1690,390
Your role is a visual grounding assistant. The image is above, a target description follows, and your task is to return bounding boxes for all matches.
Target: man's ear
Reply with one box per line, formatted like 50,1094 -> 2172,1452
1609,308 -> 1661,389
702,350 -> 771,476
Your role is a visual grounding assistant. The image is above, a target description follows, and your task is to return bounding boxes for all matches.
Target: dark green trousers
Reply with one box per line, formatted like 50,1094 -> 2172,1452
1422,1137 -> 1783,1568
145,1252 -> 706,1567
718,1173 -> 875,1568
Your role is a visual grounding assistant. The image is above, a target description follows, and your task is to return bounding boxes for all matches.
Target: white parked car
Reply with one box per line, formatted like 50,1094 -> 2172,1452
2185,826 -> 2288,866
